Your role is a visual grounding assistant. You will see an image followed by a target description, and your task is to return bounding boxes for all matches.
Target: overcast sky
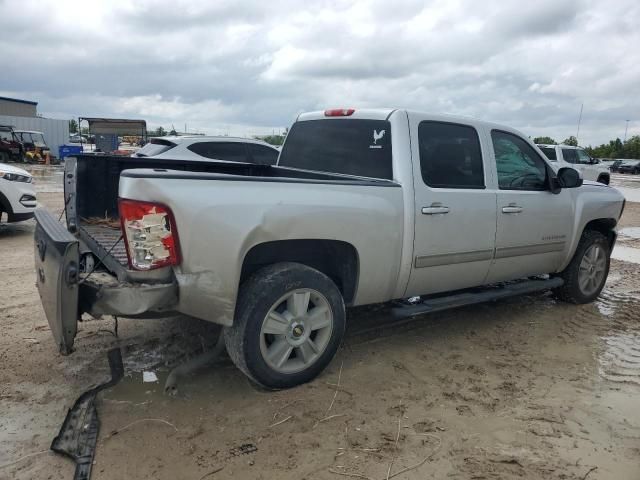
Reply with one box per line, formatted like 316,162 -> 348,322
1,0 -> 638,145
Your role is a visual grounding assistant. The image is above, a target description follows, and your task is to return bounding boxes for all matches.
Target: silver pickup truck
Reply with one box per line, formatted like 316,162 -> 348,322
35,108 -> 625,388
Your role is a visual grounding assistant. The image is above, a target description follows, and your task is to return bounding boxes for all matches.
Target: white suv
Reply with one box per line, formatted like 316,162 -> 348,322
536,144 -> 610,184
133,136 -> 280,165
0,163 -> 36,223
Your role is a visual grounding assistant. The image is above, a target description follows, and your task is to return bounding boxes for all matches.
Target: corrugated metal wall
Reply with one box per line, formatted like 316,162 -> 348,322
0,115 -> 69,159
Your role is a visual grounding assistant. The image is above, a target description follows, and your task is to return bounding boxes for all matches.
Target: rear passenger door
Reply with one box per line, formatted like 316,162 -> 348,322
405,119 -> 497,297
486,130 -> 574,283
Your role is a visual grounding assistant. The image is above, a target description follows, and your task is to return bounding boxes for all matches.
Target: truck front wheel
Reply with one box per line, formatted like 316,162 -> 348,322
224,262 -> 345,389
554,230 -> 610,304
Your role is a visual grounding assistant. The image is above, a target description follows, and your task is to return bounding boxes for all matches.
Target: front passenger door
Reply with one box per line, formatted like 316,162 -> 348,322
486,130 -> 574,283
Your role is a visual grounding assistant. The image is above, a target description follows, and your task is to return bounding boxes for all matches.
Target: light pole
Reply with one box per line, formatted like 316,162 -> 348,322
624,120 -> 630,142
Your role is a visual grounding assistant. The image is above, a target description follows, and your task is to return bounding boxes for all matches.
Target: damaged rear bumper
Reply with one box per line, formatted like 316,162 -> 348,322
35,209 -> 178,355
80,272 -> 178,317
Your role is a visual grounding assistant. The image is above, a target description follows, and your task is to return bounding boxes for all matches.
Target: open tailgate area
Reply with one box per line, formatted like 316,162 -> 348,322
34,208 -> 79,354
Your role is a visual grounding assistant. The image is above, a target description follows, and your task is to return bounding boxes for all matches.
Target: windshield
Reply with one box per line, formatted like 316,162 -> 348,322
135,138 -> 176,157
31,133 -> 47,147
278,119 -> 393,179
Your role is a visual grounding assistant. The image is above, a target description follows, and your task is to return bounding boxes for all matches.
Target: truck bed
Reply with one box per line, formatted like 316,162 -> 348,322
80,223 -> 127,267
67,154 -> 395,277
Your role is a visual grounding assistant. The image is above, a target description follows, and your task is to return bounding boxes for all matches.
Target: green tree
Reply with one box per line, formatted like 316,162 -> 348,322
155,126 -> 167,136
562,136 -> 578,146
68,119 -> 78,133
533,136 -> 557,145
169,128 -> 178,136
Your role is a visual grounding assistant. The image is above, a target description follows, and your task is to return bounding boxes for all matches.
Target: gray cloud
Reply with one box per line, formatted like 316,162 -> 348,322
0,0 -> 638,144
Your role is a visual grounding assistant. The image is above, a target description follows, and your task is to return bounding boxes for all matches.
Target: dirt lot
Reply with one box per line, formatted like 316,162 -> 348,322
1,169 -> 639,479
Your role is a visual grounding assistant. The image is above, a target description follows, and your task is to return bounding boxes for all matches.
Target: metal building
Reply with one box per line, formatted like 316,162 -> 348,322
0,115 -> 69,159
0,96 -> 38,117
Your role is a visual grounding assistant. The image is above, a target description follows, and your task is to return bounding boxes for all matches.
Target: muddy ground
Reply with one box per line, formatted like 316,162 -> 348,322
1,168 -> 639,479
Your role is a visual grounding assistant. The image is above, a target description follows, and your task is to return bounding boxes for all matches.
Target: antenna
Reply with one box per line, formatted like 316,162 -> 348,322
624,120 -> 630,142
576,103 -> 583,143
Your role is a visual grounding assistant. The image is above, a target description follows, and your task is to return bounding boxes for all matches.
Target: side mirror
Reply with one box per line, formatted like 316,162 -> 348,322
590,158 -> 599,164
557,167 -> 583,188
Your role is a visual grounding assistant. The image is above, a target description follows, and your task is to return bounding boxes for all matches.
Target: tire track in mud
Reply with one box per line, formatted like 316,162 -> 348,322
559,288 -> 640,388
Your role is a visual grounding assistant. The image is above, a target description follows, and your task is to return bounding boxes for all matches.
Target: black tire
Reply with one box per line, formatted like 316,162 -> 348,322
597,175 -> 609,185
553,230 -> 610,304
224,262 -> 345,389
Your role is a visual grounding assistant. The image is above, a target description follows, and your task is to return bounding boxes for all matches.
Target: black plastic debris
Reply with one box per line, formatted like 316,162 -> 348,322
51,348 -> 124,480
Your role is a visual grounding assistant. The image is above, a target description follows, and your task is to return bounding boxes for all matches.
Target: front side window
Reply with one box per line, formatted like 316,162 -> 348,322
418,121 -> 484,189
492,130 -> 548,191
187,142 -> 249,162
576,149 -> 591,164
562,148 -> 578,164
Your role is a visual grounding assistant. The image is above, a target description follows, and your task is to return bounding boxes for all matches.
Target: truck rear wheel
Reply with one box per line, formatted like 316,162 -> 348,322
224,262 -> 345,389
554,230 -> 610,304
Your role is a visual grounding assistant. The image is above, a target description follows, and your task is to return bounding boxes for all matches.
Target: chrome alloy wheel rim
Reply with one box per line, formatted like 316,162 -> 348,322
578,244 -> 607,296
259,288 -> 333,374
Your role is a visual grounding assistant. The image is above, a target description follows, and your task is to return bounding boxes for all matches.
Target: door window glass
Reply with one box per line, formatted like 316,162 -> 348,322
248,143 -> 279,165
187,142 -> 249,162
562,148 -> 578,164
576,149 -> 591,164
539,146 -> 557,161
418,121 -> 484,189
492,130 -> 548,191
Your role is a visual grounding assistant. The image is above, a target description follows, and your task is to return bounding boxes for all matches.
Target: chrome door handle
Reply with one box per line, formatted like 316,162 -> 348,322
422,205 -> 450,215
502,205 -> 523,214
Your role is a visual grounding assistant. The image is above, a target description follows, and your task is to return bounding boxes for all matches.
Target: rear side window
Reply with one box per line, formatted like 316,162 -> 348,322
279,119 -> 393,179
248,143 -> 279,165
187,142 -> 249,162
135,138 -> 176,157
418,121 -> 484,189
539,147 -> 557,160
562,148 -> 577,164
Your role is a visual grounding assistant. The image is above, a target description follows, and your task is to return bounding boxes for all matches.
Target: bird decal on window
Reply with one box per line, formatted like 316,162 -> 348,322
373,129 -> 386,145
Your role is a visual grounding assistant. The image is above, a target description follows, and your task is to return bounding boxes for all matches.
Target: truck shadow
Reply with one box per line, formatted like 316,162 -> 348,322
0,220 -> 34,238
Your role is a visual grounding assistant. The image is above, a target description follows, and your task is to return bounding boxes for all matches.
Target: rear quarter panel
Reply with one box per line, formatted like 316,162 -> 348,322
119,175 -> 405,325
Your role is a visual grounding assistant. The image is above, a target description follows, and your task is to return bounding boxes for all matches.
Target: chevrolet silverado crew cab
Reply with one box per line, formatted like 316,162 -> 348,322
536,144 -> 610,184
35,109 -> 625,389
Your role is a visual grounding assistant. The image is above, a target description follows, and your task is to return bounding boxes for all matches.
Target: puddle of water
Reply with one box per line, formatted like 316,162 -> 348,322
104,370 -> 170,404
619,227 -> 640,239
611,244 -> 640,264
614,186 -> 640,203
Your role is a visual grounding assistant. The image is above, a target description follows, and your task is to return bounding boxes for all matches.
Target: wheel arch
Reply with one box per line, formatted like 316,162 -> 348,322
583,218 -> 617,251
596,173 -> 610,185
240,239 -> 360,305
0,190 -> 13,215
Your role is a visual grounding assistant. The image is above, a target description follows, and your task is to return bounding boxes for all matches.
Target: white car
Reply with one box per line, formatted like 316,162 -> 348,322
536,144 -> 610,184
133,136 -> 280,165
0,163 -> 36,223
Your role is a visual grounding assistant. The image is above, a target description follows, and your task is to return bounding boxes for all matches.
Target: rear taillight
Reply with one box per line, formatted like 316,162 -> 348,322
324,108 -> 355,117
118,199 -> 181,270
